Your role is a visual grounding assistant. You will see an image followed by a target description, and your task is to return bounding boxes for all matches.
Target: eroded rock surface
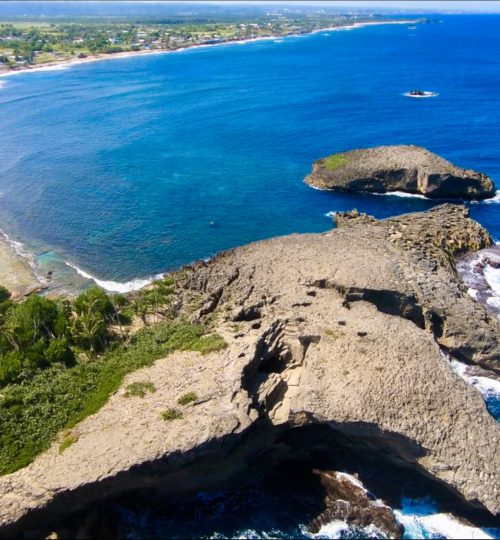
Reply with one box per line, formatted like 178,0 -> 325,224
305,145 -> 496,200
1,204 -> 499,536
307,470 -> 403,537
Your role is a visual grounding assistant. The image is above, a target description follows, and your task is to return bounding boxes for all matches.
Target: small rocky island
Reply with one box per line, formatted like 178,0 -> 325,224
305,145 -> 496,200
0,204 -> 499,537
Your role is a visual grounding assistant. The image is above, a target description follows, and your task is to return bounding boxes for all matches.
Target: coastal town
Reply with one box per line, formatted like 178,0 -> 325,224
0,12 -> 387,71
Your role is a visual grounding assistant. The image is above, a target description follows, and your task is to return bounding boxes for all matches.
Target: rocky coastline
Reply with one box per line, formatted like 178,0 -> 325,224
305,145 -> 496,200
0,204 -> 499,537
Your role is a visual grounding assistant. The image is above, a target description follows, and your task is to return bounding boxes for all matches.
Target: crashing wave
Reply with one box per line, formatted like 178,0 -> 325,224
395,509 -> 493,539
481,190 -> 500,204
65,262 -> 164,293
450,358 -> 500,402
456,246 -> 500,319
371,190 -> 430,200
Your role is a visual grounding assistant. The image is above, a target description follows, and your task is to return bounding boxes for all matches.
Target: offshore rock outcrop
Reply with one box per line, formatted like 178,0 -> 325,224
305,145 -> 496,200
307,470 -> 404,537
0,204 -> 499,537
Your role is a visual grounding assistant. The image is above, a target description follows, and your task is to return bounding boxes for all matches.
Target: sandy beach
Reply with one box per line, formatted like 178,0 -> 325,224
0,19 -> 417,79
0,232 -> 45,298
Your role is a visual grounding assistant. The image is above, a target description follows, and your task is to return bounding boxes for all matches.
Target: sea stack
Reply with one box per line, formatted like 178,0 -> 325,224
305,145 -> 496,200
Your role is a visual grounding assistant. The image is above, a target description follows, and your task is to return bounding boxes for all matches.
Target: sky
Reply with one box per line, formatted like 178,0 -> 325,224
199,1 -> 500,13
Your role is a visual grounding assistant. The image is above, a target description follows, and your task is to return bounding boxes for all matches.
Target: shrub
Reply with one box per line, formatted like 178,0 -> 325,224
0,286 -> 11,304
324,153 -> 348,170
124,381 -> 156,398
162,408 -> 183,421
74,286 -> 114,321
59,432 -> 79,453
45,337 -> 75,367
0,351 -> 22,386
177,392 -> 198,405
0,320 -> 225,475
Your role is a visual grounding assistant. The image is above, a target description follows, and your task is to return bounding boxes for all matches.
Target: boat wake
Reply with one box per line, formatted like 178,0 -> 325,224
65,262 -> 164,293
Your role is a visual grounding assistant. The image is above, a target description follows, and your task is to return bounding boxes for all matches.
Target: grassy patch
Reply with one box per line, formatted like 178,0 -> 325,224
162,408 -> 183,421
0,320 -> 226,475
177,392 -> 198,406
59,432 -> 79,454
124,381 -> 156,398
324,328 -> 345,339
323,153 -> 348,171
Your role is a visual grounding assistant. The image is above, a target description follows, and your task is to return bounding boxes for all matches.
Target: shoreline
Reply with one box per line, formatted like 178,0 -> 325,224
0,231 -> 45,298
0,19 -> 417,79
0,17 -> 421,296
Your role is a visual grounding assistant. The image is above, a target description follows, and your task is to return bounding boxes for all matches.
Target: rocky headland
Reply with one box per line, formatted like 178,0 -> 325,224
0,204 -> 499,537
305,145 -> 496,200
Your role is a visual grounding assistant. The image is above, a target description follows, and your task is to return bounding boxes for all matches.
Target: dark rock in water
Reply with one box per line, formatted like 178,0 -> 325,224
305,145 -> 496,200
307,470 -> 404,538
331,209 -> 377,228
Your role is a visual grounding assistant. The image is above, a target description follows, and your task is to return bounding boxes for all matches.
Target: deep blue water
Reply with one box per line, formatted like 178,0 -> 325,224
0,15 -> 499,287
1,15 -> 500,538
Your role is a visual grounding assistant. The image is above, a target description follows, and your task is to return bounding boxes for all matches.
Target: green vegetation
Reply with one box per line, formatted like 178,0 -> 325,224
324,328 -> 345,339
0,286 -> 118,386
124,381 -> 156,398
177,391 -> 198,406
59,432 -> 79,454
0,275 -> 227,475
0,14 -> 375,70
324,153 -> 348,171
162,408 -> 183,421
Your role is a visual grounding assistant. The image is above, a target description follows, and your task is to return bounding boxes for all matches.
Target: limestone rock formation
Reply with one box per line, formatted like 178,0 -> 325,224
0,204 -> 499,536
305,145 -> 496,200
307,470 -> 404,537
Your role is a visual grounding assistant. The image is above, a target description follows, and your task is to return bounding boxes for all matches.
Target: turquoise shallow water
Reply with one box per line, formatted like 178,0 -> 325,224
0,15 -> 499,288
1,14 -> 500,538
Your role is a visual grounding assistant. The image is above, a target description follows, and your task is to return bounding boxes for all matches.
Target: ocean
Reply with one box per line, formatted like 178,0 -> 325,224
0,15 -> 499,290
0,13 -> 499,539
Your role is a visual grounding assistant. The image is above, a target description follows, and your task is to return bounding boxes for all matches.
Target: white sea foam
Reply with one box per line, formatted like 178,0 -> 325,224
378,190 -> 430,199
486,295 -> 500,312
335,471 -> 367,492
310,521 -> 385,539
484,265 -> 500,296
450,358 -> 500,399
309,520 -> 351,538
482,190 -> 500,204
395,510 -> 493,539
65,262 -> 164,293
467,287 -> 479,299
0,229 -> 46,284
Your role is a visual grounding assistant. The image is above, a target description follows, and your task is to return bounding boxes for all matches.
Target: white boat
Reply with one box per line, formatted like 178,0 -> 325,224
404,90 -> 439,98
